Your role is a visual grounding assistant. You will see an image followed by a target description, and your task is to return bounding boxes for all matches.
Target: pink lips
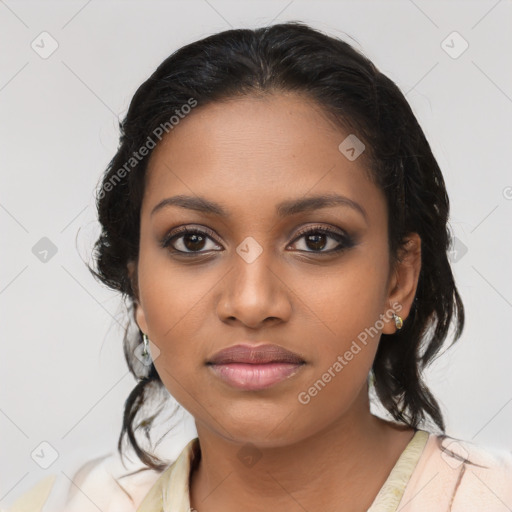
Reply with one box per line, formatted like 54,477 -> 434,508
207,344 -> 305,391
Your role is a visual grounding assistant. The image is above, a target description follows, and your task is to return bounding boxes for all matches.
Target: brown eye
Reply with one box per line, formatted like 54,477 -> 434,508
289,226 -> 354,254
303,232 -> 329,251
181,232 -> 207,251
161,227 -> 222,254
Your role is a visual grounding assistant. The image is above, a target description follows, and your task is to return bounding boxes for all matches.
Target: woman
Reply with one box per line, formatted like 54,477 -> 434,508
7,21 -> 511,512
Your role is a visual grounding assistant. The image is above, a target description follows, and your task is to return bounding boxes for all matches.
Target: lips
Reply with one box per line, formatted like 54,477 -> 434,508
207,343 -> 306,391
207,343 -> 305,365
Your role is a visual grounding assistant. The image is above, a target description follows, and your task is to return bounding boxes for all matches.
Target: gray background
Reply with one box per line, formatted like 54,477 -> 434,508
1,0 -> 511,508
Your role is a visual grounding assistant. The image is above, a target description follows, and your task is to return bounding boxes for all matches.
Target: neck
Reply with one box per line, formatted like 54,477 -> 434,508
189,389 -> 415,512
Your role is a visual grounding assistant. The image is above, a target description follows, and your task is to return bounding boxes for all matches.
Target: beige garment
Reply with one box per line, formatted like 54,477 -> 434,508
136,430 -> 430,511
136,429 -> 512,512
1,451 -> 164,512
398,433 -> 512,511
4,429 -> 512,511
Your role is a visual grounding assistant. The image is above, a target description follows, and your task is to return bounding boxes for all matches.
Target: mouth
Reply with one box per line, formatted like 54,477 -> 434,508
206,343 -> 306,391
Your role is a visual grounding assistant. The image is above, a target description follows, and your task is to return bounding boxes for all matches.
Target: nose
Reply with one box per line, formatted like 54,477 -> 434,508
216,248 -> 292,329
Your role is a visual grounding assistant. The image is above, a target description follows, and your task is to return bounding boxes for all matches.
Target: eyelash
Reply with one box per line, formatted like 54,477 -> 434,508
160,225 -> 354,257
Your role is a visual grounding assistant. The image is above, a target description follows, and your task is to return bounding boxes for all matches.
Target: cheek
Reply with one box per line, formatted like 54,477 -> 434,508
296,304 -> 381,426
137,225 -> 215,330
136,245 -> 215,377
295,250 -> 389,403
294,245 -> 390,347
139,273 -> 211,409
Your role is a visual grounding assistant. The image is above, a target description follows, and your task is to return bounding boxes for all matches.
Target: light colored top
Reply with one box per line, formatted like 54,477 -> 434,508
3,429 -> 512,511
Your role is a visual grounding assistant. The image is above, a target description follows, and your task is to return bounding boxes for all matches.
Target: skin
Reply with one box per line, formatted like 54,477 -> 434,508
129,91 -> 422,512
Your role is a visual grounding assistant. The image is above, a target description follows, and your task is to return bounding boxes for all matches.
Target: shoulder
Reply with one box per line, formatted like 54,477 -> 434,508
1,475 -> 57,512
438,434 -> 512,510
63,452 -> 166,512
400,431 -> 512,511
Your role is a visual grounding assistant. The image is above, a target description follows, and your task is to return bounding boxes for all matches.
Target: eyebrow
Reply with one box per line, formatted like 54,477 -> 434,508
150,193 -> 367,221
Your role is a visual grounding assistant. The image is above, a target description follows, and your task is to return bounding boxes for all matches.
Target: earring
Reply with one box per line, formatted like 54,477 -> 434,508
392,312 -> 404,331
141,332 -> 152,362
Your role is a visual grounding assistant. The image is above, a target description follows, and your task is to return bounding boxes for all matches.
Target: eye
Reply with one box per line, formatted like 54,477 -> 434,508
288,225 -> 354,254
161,226 -> 222,254
161,224 -> 354,256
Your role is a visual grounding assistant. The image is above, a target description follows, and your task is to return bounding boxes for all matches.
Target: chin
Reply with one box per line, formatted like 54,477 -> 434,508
207,405 -> 308,447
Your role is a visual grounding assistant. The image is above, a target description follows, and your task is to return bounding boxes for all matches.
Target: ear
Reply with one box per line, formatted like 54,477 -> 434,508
382,232 -> 421,334
127,261 -> 149,334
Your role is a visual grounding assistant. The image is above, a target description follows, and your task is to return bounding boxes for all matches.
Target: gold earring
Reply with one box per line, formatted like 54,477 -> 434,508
392,312 -> 403,331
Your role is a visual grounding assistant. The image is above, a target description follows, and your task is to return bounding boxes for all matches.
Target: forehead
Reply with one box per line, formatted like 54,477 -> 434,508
149,91 -> 349,157
143,92 -> 383,221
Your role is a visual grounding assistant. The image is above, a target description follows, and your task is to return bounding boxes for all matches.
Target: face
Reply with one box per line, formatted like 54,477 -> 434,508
131,92 -> 415,447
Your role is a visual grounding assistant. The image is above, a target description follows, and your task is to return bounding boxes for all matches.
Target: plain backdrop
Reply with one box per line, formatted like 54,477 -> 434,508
1,0 -> 511,508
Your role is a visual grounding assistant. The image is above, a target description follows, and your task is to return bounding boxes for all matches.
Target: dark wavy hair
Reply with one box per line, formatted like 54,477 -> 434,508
90,21 -> 464,472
